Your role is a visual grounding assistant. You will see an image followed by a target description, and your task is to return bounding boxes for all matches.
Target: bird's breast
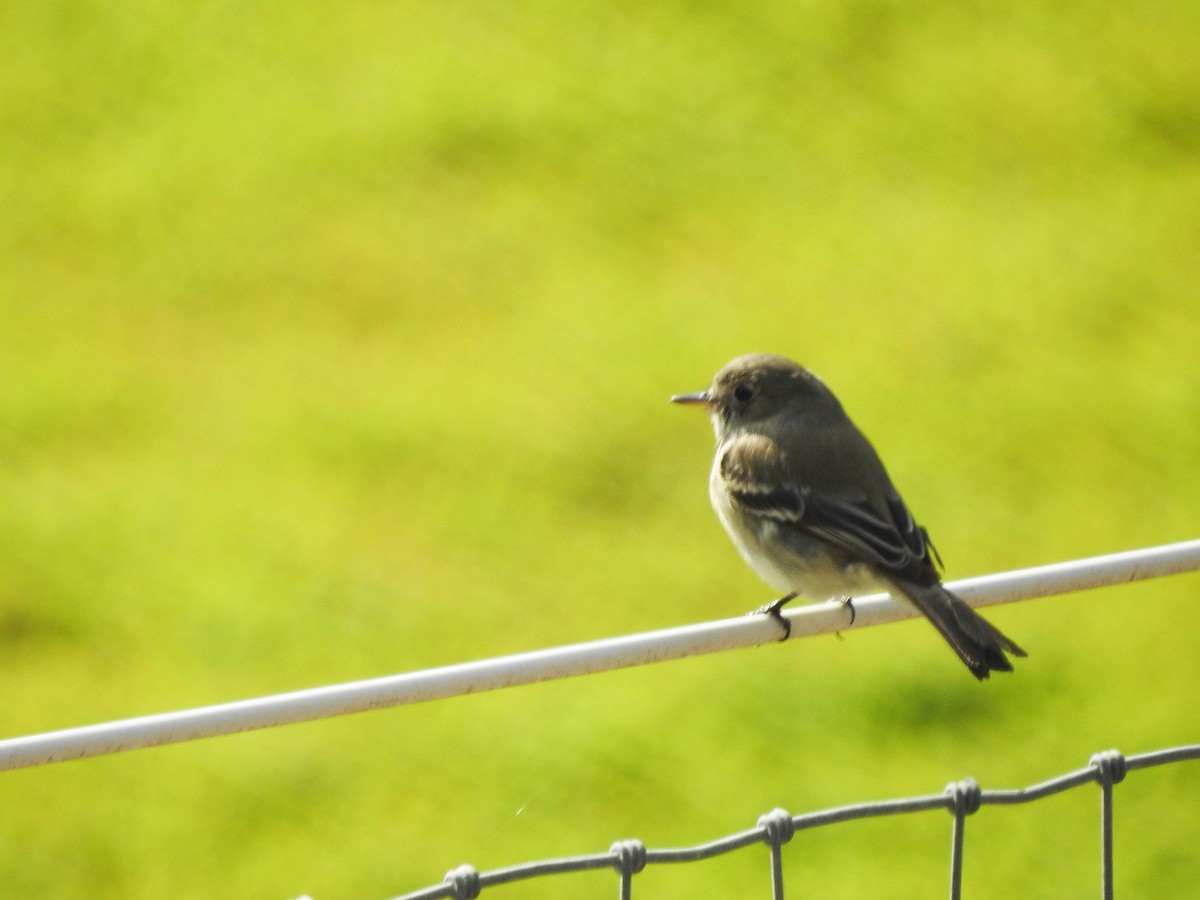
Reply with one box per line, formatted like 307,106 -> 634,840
708,451 -> 881,600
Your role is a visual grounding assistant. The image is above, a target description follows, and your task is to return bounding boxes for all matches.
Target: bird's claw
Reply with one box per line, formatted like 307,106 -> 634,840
748,592 -> 798,641
839,595 -> 857,626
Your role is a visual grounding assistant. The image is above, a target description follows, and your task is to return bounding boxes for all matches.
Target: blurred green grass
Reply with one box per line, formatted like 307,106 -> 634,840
2,1 -> 1199,898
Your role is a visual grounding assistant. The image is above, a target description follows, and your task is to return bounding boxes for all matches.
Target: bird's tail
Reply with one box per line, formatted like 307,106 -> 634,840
888,578 -> 1027,680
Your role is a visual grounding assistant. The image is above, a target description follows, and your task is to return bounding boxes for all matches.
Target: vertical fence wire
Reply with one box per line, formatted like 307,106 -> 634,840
611,840 -> 646,900
1100,781 -> 1114,900
758,809 -> 794,900
1090,750 -> 1128,900
944,778 -> 980,900
767,844 -> 786,900
948,813 -> 965,900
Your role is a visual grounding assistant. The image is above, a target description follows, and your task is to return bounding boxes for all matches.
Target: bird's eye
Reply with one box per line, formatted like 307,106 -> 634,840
734,384 -> 755,403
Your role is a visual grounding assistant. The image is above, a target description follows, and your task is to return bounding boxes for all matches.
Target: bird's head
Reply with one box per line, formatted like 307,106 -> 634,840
671,354 -> 839,440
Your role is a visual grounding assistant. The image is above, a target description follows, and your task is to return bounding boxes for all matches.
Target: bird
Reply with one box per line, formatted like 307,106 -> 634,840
672,353 -> 1025,679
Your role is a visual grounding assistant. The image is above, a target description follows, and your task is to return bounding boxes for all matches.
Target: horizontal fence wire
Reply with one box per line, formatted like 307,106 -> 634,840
378,745 -> 1200,900
1,540 -> 1198,772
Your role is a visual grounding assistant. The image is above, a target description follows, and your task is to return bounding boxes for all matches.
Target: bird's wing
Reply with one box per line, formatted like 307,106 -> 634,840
803,491 -> 936,578
720,433 -> 938,580
719,433 -> 807,523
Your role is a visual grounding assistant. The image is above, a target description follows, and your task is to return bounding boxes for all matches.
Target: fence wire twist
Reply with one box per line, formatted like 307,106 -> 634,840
383,745 -> 1200,900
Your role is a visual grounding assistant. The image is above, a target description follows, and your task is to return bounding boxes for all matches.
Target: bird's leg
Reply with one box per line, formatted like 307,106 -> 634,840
750,592 -> 798,641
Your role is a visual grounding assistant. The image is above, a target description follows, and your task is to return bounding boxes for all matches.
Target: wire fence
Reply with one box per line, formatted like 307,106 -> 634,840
376,744 -> 1200,900
2,540 -> 1199,899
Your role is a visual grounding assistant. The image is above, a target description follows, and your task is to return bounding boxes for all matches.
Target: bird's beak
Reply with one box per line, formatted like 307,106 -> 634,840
670,390 -> 712,407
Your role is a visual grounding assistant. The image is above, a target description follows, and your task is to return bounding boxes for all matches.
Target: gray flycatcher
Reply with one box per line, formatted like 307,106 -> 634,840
672,353 -> 1025,679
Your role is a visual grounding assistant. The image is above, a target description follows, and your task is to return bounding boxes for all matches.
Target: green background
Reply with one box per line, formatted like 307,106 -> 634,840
2,2 -> 1198,897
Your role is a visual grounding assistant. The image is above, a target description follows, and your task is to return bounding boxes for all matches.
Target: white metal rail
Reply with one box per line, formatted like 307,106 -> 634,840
1,540 -> 1198,772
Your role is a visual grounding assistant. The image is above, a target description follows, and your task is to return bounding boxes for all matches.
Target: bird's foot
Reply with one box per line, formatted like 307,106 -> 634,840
748,592 -> 798,641
839,595 -> 857,627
